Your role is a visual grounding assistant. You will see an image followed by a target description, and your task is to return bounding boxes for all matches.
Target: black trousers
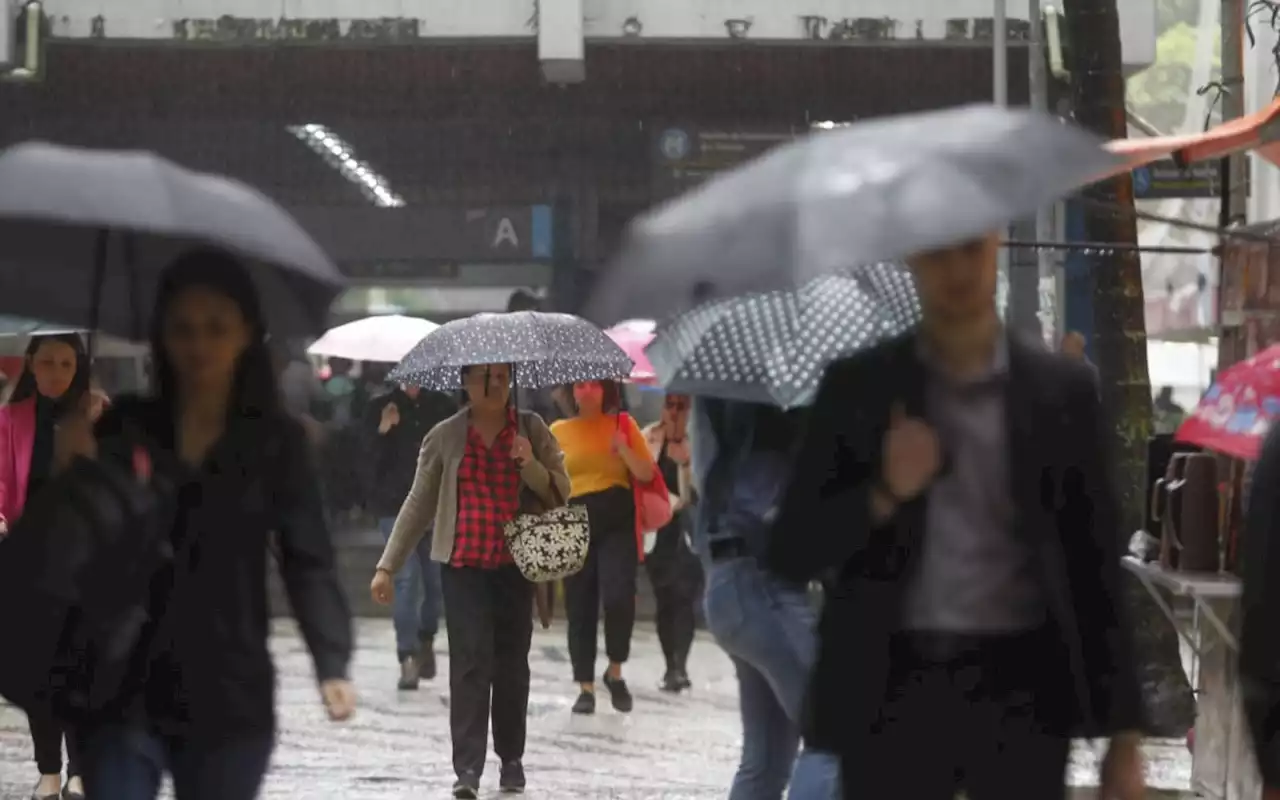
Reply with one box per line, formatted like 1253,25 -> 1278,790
441,564 -> 534,779
840,627 -> 1072,800
563,487 -> 637,683
644,521 -> 702,674
29,706 -> 79,777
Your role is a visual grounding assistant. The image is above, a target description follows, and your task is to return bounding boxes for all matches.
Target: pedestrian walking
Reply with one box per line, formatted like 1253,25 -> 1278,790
692,397 -> 839,800
1239,420 -> 1280,800
371,362 -> 569,799
769,233 -> 1146,799
69,250 -> 356,800
551,380 -> 656,715
641,394 -> 702,693
0,332 -> 91,800
366,382 -> 457,689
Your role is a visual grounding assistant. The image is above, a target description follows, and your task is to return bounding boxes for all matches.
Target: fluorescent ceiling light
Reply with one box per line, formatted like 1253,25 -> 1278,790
287,123 -> 405,208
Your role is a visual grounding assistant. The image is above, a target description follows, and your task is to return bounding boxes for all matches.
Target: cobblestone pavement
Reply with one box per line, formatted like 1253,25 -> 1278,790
0,619 -> 1191,799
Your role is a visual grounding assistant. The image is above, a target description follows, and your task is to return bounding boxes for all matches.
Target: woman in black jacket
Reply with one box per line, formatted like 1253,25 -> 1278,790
67,250 -> 355,800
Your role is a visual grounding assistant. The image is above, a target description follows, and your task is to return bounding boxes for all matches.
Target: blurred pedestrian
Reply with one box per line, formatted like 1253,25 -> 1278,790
551,380 -> 654,715
365,382 -> 457,689
73,250 -> 355,800
1239,422 -> 1280,800
1060,330 -> 1101,388
0,333 -> 90,800
693,397 -> 840,800
770,233 -> 1145,799
371,362 -> 568,799
505,290 -> 571,426
642,393 -> 702,693
1152,385 -> 1186,435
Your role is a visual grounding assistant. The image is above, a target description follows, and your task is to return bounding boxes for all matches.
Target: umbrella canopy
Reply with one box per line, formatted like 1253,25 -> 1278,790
646,263 -> 920,408
0,317 -> 148,359
1176,345 -> 1280,461
604,322 -> 657,383
307,315 -> 439,363
0,142 -> 345,339
389,311 -> 633,391
584,104 -> 1119,326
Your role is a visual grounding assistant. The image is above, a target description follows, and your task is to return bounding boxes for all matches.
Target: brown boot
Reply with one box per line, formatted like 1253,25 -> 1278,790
397,655 -> 420,690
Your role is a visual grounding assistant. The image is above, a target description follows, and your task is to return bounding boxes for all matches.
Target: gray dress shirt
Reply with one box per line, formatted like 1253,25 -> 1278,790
904,338 -> 1046,633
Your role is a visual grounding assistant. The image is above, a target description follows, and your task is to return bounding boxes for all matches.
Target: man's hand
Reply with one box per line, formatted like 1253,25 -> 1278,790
511,435 -> 533,467
1099,733 -> 1145,800
881,403 -> 940,502
319,678 -> 356,721
378,403 -> 401,435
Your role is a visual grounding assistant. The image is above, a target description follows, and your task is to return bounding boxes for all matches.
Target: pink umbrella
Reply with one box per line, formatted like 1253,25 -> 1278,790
605,320 -> 656,383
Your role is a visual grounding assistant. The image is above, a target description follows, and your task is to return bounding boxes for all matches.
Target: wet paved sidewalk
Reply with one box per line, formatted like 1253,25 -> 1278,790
0,619 -> 1191,798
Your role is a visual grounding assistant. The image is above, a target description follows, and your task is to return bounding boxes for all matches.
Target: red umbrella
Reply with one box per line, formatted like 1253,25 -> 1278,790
1176,344 -> 1280,461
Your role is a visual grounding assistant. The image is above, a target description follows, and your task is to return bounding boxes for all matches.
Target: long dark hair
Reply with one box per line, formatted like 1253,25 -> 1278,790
149,249 -> 281,420
8,332 -> 91,409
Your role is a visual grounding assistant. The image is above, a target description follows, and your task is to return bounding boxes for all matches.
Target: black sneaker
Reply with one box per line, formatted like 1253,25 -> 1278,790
499,760 -> 526,794
602,671 -> 634,712
418,637 -> 437,681
658,670 -> 683,693
675,668 -> 692,691
452,772 -> 480,799
397,655 -> 420,691
571,690 -> 596,715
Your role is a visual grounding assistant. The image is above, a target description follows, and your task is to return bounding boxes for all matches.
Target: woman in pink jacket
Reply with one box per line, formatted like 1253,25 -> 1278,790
0,332 -> 91,800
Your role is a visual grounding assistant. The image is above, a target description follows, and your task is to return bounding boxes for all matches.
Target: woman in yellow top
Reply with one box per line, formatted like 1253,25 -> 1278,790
550,379 -> 654,715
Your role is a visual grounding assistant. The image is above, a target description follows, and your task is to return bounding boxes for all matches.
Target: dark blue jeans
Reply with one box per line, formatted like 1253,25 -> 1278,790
703,557 -> 840,800
79,726 -> 274,800
379,517 -> 442,660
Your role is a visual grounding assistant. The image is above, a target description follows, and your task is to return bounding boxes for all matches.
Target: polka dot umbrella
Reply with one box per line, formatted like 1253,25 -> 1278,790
645,263 -> 920,408
389,310 -> 634,391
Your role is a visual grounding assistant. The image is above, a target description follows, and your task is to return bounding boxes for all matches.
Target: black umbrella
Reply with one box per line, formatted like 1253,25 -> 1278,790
389,311 -> 633,390
0,142 -> 345,338
646,263 -> 920,408
585,104 -> 1120,325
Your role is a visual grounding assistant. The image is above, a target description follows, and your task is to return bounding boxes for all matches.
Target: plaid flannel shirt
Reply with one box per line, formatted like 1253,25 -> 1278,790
451,411 -> 521,569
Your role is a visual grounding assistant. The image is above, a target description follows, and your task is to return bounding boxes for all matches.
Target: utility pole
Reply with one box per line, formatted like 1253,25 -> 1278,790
1062,0 -> 1196,736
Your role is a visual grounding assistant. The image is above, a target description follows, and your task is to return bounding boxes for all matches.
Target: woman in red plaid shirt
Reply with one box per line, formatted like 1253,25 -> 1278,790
370,362 -> 570,800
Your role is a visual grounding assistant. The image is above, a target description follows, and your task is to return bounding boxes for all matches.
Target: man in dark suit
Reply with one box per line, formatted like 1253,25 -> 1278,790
767,233 -> 1146,799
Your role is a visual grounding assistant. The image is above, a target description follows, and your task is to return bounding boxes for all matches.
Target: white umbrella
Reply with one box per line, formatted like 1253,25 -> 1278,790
0,317 -> 148,358
307,315 -> 439,363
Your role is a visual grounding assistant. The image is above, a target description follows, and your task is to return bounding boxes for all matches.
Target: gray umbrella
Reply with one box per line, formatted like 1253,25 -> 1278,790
585,105 -> 1121,325
646,263 -> 921,408
0,142 -> 345,338
390,311 -> 633,391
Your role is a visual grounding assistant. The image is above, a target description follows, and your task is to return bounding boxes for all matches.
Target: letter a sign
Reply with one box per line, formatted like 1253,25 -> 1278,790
492,217 -> 520,249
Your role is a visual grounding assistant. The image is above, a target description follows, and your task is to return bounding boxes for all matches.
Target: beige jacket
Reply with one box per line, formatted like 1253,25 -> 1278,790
642,421 -> 695,512
376,408 -> 570,572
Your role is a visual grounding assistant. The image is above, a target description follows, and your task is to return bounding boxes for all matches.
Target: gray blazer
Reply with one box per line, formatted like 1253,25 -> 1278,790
376,408 -> 570,571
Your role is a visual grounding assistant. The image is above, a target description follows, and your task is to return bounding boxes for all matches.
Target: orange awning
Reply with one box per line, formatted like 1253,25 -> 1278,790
1103,96 -> 1280,177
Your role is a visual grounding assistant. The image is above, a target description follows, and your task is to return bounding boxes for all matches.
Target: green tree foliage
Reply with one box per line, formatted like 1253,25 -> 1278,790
1126,0 -> 1222,133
